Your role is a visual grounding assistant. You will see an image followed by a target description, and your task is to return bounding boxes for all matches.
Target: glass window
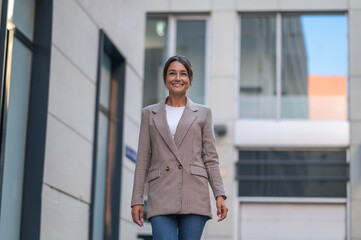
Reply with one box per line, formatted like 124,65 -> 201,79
0,35 -> 33,239
236,150 -> 348,198
176,20 -> 206,105
92,52 -> 111,239
239,15 -> 277,119
282,14 -> 347,119
143,16 -> 209,107
90,34 -> 125,239
7,0 -> 36,40
143,17 -> 168,107
239,13 -> 347,120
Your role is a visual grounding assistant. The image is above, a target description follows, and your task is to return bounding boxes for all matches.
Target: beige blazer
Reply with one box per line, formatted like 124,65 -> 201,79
131,98 -> 226,219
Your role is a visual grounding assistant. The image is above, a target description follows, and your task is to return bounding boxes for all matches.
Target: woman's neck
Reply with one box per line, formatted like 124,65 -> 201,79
166,95 -> 187,107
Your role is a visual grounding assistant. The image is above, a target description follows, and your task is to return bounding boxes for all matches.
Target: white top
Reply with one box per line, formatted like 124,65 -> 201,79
165,104 -> 186,139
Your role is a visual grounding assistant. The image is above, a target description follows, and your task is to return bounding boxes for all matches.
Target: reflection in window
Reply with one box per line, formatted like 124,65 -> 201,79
282,15 -> 347,119
92,52 -> 111,240
236,150 -> 348,198
239,15 -> 277,118
7,0 -> 36,41
176,20 -> 206,104
281,16 -> 309,118
143,17 -> 168,107
239,14 -> 347,120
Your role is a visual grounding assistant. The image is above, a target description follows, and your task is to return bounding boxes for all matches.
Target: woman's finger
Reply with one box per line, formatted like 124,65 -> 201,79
218,205 -> 228,222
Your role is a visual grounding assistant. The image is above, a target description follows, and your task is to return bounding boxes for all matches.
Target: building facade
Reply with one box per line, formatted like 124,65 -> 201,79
0,0 -> 146,239
0,0 -> 360,240
142,0 -> 361,240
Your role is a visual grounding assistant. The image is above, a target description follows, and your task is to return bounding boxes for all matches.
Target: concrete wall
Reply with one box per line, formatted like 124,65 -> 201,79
145,0 -> 360,239
41,0 -> 145,239
349,1 -> 361,239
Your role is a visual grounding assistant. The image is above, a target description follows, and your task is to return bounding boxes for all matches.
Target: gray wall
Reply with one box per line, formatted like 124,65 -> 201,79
349,2 -> 361,240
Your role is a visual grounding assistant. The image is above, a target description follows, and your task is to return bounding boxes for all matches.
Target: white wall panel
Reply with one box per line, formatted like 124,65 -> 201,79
120,168 -> 136,223
235,120 -> 350,147
119,220 -> 139,240
350,78 -> 361,121
210,11 -> 237,77
44,115 -> 92,203
210,78 -> 236,121
351,122 -> 361,145
48,47 -> 96,141
349,11 -> 361,77
278,0 -> 347,10
146,0 -> 170,12
52,0 -> 98,82
76,0 -> 146,80
41,185 -> 89,240
124,64 -> 143,124
350,0 -> 361,9
170,0 -> 211,11
212,0 -> 235,11
239,203 -> 346,240
237,0 -> 278,11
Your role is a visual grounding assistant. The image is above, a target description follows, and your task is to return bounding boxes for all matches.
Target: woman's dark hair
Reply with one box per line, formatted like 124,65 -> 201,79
163,55 -> 193,84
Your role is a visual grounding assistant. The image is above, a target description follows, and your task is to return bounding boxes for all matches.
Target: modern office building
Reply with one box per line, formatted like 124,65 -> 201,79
0,0 -> 146,239
142,0 -> 361,239
0,0 -> 360,240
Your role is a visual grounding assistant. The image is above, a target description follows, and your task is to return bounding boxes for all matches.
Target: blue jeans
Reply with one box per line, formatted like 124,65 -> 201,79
150,214 -> 208,240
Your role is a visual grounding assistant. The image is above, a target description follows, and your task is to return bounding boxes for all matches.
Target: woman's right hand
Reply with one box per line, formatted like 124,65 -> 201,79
131,205 -> 144,227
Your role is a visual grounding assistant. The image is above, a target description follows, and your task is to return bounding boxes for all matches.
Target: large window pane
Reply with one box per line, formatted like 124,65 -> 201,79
143,17 -> 168,107
237,150 -> 348,198
176,20 -> 206,104
281,14 -> 347,119
0,37 -> 32,238
239,15 -> 277,118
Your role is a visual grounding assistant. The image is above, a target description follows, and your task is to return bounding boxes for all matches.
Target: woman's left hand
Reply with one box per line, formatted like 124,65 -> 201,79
216,196 -> 228,222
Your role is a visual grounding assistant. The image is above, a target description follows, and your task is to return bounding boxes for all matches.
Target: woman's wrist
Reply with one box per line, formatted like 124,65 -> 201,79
217,195 -> 226,200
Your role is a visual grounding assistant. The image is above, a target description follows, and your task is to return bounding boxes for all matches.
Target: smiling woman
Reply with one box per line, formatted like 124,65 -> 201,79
131,55 -> 228,240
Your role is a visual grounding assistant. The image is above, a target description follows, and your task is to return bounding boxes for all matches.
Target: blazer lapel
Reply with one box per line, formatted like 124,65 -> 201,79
152,99 -> 182,164
174,98 -> 198,149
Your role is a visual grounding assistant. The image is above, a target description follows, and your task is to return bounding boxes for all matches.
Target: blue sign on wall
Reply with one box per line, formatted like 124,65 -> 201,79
126,145 -> 137,163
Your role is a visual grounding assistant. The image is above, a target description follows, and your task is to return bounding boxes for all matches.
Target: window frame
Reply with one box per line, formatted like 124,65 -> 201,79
89,30 -> 126,240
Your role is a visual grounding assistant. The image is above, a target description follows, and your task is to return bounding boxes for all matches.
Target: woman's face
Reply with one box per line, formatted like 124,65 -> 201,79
165,61 -> 191,97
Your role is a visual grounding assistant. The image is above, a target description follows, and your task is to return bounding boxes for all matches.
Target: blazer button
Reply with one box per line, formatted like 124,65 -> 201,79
166,166 -> 170,171
178,165 -> 182,169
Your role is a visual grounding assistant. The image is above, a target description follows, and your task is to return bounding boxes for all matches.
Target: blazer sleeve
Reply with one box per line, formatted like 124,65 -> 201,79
131,109 -> 152,206
202,108 -> 227,200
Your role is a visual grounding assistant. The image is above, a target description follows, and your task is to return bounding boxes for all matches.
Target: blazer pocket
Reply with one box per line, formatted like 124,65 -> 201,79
190,165 -> 208,179
147,169 -> 160,182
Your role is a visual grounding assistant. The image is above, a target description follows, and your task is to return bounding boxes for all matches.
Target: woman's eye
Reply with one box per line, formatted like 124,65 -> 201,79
182,73 -> 187,76
169,72 -> 175,75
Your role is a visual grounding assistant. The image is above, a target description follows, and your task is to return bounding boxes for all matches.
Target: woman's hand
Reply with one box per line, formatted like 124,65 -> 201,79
131,204 -> 144,227
216,196 -> 228,222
